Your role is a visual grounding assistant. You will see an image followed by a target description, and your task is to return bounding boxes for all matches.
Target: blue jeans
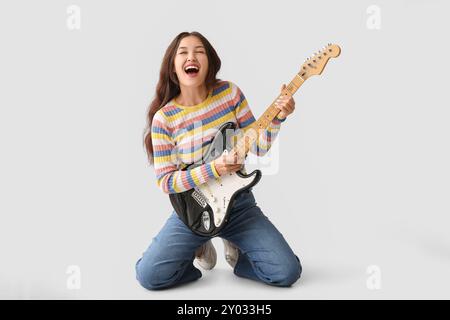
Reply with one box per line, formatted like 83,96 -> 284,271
135,189 -> 302,290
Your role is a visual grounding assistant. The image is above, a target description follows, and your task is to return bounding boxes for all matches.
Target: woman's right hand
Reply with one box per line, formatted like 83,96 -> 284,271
212,150 -> 244,176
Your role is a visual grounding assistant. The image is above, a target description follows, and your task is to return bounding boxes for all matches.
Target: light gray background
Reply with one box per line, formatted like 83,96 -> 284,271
1,0 -> 449,299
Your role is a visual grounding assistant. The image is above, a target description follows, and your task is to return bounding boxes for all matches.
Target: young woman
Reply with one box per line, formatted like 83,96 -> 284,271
136,31 -> 302,290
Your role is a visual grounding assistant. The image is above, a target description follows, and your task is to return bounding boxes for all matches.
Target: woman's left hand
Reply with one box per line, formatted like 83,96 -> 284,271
275,84 -> 295,120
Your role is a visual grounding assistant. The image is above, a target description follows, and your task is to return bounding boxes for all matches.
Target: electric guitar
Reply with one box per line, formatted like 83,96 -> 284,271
169,44 -> 341,236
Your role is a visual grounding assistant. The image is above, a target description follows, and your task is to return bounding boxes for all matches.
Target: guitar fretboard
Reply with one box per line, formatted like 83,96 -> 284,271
231,73 -> 306,158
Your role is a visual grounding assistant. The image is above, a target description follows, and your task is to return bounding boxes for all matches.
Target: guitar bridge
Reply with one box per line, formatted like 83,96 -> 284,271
191,187 -> 208,208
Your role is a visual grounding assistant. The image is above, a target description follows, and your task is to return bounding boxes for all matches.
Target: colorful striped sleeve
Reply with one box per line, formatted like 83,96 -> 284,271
231,82 -> 283,157
151,110 -> 221,194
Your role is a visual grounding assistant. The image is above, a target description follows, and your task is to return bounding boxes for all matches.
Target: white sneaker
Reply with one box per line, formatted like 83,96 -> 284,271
222,239 -> 239,269
195,240 -> 217,270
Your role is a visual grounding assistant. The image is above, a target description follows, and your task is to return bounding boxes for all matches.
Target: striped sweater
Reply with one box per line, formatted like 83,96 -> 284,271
151,80 -> 285,194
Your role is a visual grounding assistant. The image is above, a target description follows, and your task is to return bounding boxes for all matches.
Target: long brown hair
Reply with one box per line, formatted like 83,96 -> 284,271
143,31 -> 222,165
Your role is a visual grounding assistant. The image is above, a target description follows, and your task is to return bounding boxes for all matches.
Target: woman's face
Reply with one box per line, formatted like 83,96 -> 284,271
174,36 -> 209,88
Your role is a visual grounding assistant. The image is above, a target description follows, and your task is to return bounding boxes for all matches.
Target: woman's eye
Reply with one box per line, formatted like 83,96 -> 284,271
178,51 -> 204,54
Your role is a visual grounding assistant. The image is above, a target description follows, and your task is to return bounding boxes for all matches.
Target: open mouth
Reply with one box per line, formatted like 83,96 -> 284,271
184,65 -> 199,75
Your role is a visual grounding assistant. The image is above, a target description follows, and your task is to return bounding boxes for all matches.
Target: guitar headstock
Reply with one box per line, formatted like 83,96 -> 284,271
298,43 -> 341,80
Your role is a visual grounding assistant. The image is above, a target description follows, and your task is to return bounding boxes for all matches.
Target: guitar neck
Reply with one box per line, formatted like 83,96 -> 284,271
231,73 -> 306,158
229,43 -> 341,159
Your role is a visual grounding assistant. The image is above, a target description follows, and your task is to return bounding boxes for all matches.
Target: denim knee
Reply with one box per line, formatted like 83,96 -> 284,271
279,256 -> 302,287
265,255 -> 302,287
135,258 -> 202,291
135,258 -> 170,291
